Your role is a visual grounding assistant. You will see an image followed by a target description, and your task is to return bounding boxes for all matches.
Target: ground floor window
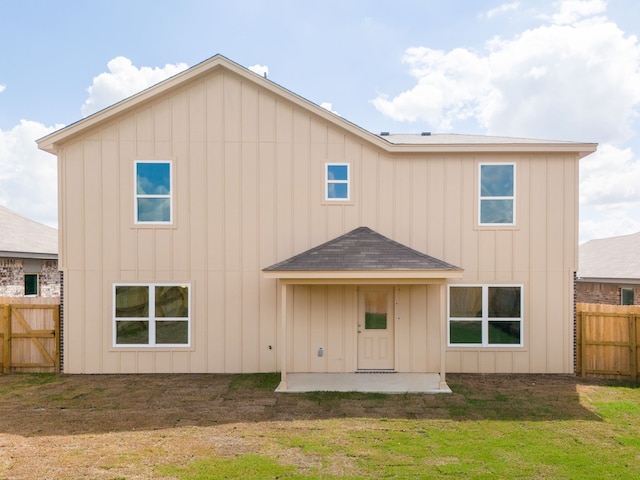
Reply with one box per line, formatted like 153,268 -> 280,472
621,288 -> 634,305
448,284 -> 523,346
24,273 -> 39,296
113,284 -> 190,347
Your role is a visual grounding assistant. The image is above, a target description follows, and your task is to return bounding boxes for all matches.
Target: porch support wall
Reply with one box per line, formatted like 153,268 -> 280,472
278,281 -> 288,391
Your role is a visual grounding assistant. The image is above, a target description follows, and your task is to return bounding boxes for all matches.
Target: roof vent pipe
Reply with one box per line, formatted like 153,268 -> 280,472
421,132 -> 431,136
380,132 -> 390,136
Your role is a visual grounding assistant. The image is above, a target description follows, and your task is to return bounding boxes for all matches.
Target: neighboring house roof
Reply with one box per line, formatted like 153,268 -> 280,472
0,205 -> 58,259
38,54 -> 597,159
264,227 -> 462,281
577,231 -> 640,283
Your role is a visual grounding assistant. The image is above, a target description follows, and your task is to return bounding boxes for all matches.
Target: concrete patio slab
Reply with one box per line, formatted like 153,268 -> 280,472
276,373 -> 451,394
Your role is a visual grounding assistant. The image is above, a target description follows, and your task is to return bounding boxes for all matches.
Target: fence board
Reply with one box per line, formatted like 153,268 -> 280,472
576,303 -> 640,380
0,301 -> 60,373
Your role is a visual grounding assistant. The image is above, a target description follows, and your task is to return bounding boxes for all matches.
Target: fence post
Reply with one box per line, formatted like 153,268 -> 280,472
630,313 -> 637,381
580,311 -> 587,378
2,305 -> 10,374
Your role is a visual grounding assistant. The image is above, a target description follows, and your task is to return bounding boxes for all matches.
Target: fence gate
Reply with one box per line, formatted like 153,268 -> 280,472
576,303 -> 640,381
0,302 -> 60,373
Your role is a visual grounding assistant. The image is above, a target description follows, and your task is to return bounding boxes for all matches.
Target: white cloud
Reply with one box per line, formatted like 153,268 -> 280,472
0,120 -> 61,227
372,2 -> 640,143
81,57 -> 188,117
372,47 -> 493,131
482,1 -> 521,19
580,143 -> 640,206
545,0 -> 607,25
320,102 -> 340,116
577,142 -> 640,240
248,64 -> 269,77
0,84 -> 5,93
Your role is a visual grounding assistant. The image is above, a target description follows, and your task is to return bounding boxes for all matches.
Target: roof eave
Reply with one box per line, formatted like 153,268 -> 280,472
0,251 -> 58,260
382,142 -> 598,156
36,54 -> 598,158
264,269 -> 465,284
576,276 -> 640,285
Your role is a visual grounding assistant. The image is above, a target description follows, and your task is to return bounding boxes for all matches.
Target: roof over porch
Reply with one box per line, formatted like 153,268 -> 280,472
263,227 -> 463,283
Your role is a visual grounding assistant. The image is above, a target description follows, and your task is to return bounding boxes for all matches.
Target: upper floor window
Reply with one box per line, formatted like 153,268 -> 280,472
114,284 -> 190,347
449,285 -> 523,347
326,163 -> 350,201
479,163 -> 515,226
135,161 -> 172,224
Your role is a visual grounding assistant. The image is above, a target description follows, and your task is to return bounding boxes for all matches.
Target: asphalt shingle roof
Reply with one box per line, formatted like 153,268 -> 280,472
0,205 -> 57,257
264,227 -> 461,272
578,231 -> 640,281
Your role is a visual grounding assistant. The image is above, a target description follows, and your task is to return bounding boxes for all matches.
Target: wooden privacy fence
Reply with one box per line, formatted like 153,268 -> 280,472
0,297 -> 60,373
576,303 -> 640,380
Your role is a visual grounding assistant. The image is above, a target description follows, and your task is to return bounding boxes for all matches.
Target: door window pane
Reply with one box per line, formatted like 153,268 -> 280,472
365,292 -> 387,329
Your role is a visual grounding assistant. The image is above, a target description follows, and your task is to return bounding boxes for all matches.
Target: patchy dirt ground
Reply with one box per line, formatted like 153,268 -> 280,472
0,373 -> 610,479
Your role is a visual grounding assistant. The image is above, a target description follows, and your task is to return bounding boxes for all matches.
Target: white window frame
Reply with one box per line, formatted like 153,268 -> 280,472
478,163 -> 516,226
113,283 -> 191,348
325,163 -> 350,201
134,160 -> 173,224
448,284 -> 524,347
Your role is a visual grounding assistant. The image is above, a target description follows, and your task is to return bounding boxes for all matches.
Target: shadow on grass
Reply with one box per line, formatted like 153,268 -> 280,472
0,372 -> 605,437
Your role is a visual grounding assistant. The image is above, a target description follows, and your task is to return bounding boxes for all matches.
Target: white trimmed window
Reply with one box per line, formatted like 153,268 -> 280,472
113,284 -> 190,347
479,163 -> 515,225
325,163 -> 350,201
449,285 -> 523,346
135,160 -> 172,223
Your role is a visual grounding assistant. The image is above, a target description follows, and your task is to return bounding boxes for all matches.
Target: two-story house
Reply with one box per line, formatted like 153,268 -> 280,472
37,55 -> 596,391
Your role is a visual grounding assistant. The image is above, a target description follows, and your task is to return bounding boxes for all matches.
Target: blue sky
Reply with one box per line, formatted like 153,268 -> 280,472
1,0 -> 640,243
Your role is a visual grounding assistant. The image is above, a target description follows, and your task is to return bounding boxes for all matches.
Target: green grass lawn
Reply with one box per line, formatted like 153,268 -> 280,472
158,376 -> 640,479
1,373 -> 638,479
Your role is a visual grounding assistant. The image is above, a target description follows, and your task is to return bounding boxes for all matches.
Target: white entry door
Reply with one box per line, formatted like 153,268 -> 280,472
357,287 -> 394,370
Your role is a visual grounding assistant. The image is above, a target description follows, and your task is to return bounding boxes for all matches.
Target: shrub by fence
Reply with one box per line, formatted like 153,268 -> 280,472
0,297 -> 60,373
576,303 -> 640,380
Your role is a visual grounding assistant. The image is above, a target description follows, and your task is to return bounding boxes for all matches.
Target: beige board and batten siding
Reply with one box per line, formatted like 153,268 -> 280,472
46,57 -> 588,374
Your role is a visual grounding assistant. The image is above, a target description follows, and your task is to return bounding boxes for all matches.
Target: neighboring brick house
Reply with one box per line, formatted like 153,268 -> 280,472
576,231 -> 640,305
0,205 -> 59,297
